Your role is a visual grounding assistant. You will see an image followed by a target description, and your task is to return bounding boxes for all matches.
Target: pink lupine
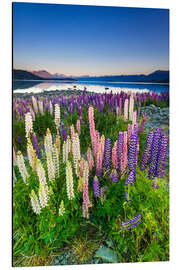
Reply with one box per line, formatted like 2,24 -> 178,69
124,99 -> 128,122
128,124 -> 133,143
76,119 -> 81,136
87,147 -> 94,171
96,142 -> 103,176
129,95 -> 134,121
88,106 -> 96,150
122,132 -> 128,173
112,141 -> 118,169
82,162 -> 91,218
132,111 -> 137,124
70,124 -> 75,140
79,158 -> 85,177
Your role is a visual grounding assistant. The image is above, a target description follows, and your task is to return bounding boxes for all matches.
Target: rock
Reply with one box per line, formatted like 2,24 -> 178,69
95,245 -> 118,263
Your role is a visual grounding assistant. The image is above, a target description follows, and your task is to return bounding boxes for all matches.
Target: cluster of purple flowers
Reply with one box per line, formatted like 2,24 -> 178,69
122,214 -> 141,230
125,127 -> 138,185
140,131 -> 154,171
117,132 -> 124,174
104,138 -> 112,173
32,133 -> 41,159
93,176 -> 100,197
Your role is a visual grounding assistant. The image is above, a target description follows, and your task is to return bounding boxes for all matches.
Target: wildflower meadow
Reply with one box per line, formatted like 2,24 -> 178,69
13,90 -> 169,266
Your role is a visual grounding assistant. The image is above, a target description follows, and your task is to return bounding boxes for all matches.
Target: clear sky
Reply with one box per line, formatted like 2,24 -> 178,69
13,2 -> 169,76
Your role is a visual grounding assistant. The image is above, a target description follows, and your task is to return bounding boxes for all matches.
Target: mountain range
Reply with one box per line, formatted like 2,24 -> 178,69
13,69 -> 169,83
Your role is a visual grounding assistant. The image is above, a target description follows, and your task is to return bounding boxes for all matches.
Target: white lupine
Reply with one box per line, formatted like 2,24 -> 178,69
32,96 -> 38,114
27,138 -> 37,171
47,151 -> 55,181
55,132 -> 61,155
25,112 -> 33,138
66,135 -> 71,154
72,133 -> 81,175
59,200 -> 65,216
52,144 -> 59,177
38,100 -> 44,115
63,141 -> 68,163
30,190 -> 41,215
129,95 -> 134,121
39,183 -> 49,208
36,159 -> 47,186
30,107 -> 35,121
44,129 -> 53,156
49,101 -> 53,115
54,104 -> 60,128
66,160 -> 74,200
16,151 -> 29,184
123,99 -> 129,122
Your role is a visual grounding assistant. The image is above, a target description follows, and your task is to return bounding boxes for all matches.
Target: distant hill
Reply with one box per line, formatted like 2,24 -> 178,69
77,70 -> 169,83
13,69 -> 43,80
30,70 -> 54,79
13,69 -> 77,81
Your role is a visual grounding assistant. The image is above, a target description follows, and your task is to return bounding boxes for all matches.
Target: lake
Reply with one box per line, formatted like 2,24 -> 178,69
13,80 -> 169,94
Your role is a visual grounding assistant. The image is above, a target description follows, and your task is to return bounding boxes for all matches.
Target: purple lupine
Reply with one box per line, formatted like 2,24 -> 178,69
104,138 -> 112,173
111,169 -> 118,182
122,214 -> 141,230
137,102 -> 141,118
32,132 -> 41,158
156,134 -> 168,178
140,131 -> 154,171
128,128 -> 138,173
117,132 -> 124,174
148,128 -> 162,179
93,176 -> 100,197
125,170 -> 136,185
62,129 -> 67,142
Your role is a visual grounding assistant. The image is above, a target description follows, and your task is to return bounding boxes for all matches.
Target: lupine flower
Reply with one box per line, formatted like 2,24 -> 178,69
66,160 -> 74,200
49,101 -> 53,115
79,158 -> 85,178
39,183 -> 49,208
112,141 -> 118,169
148,128 -> 162,179
70,124 -> 75,140
127,124 -> 133,143
36,159 -> 48,187
76,119 -> 81,136
44,128 -> 53,156
117,132 -> 124,174
96,142 -> 103,176
124,99 -> 128,121
157,134 -> 168,178
27,137 -> 37,171
38,100 -> 44,115
100,134 -> 105,160
47,150 -> 55,181
93,175 -> 100,197
132,111 -> 137,124
122,214 -> 141,230
62,129 -> 67,142
129,95 -> 134,121
140,131 -> 154,171
30,107 -> 35,121
55,131 -> 61,155
122,132 -> 128,173
32,132 -> 41,158
125,170 -> 136,185
16,151 -> 29,184
54,103 -> 60,128
13,168 -> 17,187
30,190 -> 41,215
111,169 -> 118,182
25,112 -> 33,138
128,128 -> 138,173
87,147 -> 94,171
82,162 -> 91,218
104,138 -> 112,174
59,200 -> 65,216
32,96 -> 38,114
72,133 -> 81,175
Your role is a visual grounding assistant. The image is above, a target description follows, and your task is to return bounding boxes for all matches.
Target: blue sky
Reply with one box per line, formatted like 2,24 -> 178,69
13,3 -> 169,76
